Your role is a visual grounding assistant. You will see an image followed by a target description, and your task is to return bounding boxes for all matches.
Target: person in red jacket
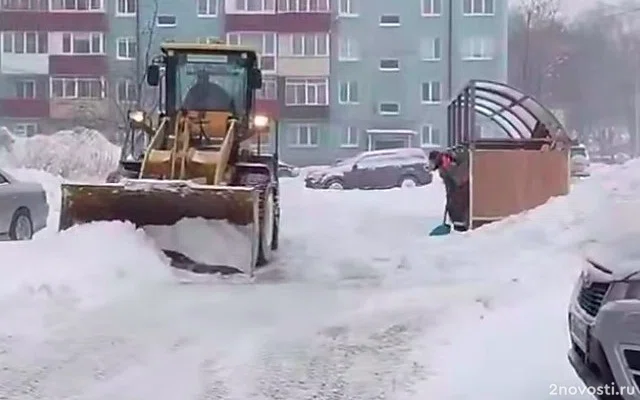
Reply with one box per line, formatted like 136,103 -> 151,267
428,150 -> 468,231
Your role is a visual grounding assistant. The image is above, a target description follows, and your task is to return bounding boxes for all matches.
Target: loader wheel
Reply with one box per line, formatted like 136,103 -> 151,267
258,187 -> 275,266
237,171 -> 277,266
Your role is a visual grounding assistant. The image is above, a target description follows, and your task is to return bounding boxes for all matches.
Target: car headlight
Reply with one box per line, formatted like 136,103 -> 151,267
128,110 -> 145,123
253,115 -> 269,128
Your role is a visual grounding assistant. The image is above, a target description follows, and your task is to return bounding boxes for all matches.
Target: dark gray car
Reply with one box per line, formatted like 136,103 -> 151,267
0,168 -> 49,240
305,148 -> 433,190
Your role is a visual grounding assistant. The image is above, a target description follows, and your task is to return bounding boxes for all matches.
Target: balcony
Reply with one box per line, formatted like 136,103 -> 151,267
277,58 -> 330,77
0,98 -> 49,118
0,12 -> 108,31
49,98 -> 108,120
49,55 -> 108,75
225,13 -> 330,32
0,53 -> 48,74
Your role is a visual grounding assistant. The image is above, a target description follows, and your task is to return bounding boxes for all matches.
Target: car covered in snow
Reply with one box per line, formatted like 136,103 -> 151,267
0,168 -> 48,240
304,148 -> 433,190
568,235 -> 640,399
278,161 -> 300,178
570,144 -> 591,177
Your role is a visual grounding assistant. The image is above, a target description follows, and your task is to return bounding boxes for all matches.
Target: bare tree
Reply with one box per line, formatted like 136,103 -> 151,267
109,0 -> 159,142
509,0 -> 562,96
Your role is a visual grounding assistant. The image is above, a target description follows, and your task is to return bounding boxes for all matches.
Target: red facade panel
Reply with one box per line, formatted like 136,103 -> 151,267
0,11 -> 108,31
255,99 -> 280,118
0,99 -> 49,118
225,13 -> 330,32
49,55 -> 108,75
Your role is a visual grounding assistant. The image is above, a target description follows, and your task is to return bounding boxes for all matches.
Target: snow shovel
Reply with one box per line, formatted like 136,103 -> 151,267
429,208 -> 451,236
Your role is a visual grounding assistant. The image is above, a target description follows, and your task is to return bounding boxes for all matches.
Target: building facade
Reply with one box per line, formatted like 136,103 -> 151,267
0,0 -> 110,135
0,0 -> 507,166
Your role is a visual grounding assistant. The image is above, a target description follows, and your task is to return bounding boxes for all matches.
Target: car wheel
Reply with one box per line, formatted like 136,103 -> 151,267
9,208 -> 33,241
399,175 -> 418,188
325,179 -> 344,190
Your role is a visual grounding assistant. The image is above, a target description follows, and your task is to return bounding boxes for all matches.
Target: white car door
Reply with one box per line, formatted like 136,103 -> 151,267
0,172 -> 12,234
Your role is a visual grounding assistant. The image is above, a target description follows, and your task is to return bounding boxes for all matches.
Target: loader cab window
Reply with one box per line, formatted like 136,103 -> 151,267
175,53 -> 248,118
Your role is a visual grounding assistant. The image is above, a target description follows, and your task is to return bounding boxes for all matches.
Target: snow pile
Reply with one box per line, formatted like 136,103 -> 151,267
0,126 -> 119,180
1,155 -> 640,398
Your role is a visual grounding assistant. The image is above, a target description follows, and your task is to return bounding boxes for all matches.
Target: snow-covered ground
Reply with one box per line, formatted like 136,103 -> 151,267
0,131 -> 636,398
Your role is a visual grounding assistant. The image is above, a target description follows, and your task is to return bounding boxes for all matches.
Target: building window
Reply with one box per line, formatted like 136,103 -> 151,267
420,37 -> 441,61
51,0 -> 102,11
62,32 -> 103,54
2,32 -> 47,54
379,102 -> 399,115
116,0 -> 135,15
462,37 -> 494,59
50,77 -> 105,99
284,78 -> 327,105
283,33 -> 328,57
13,123 -> 38,137
463,0 -> 493,15
338,37 -> 359,61
15,80 -> 36,98
338,0 -> 355,16
277,0 -> 329,12
197,0 -> 217,16
233,0 -> 275,13
421,0 -> 440,15
421,81 -> 441,103
1,0 -> 48,11
157,15 -> 177,26
117,80 -> 137,103
116,37 -> 137,59
379,58 -> 399,71
256,77 -> 277,99
227,32 -> 276,72
341,126 -> 358,147
379,14 -> 400,26
338,81 -> 358,104
289,124 -> 319,147
421,124 -> 441,146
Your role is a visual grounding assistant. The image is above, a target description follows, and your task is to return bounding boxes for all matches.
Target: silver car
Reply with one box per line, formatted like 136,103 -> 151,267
0,168 -> 49,240
568,237 -> 640,399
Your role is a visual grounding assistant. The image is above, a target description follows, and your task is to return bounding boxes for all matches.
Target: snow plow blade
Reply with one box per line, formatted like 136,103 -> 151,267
59,179 -> 260,275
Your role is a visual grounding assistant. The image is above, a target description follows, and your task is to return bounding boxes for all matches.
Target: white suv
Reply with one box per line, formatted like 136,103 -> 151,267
571,144 -> 591,177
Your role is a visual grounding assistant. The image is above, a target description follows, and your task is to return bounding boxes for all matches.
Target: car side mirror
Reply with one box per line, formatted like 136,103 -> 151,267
250,68 -> 262,89
146,65 -> 160,86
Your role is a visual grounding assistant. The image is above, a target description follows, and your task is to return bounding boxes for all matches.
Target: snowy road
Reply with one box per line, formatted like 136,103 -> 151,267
1,162 -> 636,399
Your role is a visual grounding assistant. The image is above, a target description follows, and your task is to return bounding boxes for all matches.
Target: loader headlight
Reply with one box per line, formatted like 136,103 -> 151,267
253,115 -> 269,128
128,110 -> 145,123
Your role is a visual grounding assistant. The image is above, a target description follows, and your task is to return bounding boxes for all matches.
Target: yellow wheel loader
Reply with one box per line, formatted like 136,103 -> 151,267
59,42 -> 280,276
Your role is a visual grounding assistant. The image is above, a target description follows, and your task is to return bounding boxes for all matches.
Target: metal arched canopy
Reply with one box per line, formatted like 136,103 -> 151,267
451,79 -> 569,142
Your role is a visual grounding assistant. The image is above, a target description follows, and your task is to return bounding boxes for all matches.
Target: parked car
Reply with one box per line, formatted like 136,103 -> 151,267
278,161 -> 300,178
570,144 -> 591,177
0,168 -> 48,240
305,148 -> 433,190
568,237 -> 640,399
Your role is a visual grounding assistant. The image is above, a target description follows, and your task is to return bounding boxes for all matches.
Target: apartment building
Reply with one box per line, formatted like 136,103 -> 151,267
0,0 -> 507,166
328,0 -> 508,165
107,0 -> 224,112
0,0 -> 109,135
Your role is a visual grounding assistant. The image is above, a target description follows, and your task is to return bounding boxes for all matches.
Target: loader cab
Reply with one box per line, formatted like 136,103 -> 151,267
146,43 -> 262,124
